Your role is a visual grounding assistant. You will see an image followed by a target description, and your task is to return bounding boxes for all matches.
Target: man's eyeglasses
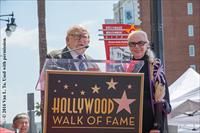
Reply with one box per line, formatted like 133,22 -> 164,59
128,41 -> 147,47
69,33 -> 89,40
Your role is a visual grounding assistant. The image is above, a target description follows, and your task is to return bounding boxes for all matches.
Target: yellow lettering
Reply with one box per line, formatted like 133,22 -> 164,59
96,116 -> 103,125
77,116 -> 83,125
53,115 -> 62,124
120,117 -> 128,126
106,116 -> 112,125
130,117 -> 134,126
112,117 -> 119,125
77,98 -> 84,113
67,98 -> 72,113
70,115 -> 76,125
108,99 -> 114,114
52,115 -> 84,125
52,98 -> 115,114
87,116 -> 96,125
94,98 -> 101,114
85,98 -> 93,114
62,116 -> 69,125
52,98 -> 60,113
60,98 -> 67,113
101,99 -> 107,114
72,98 -> 77,113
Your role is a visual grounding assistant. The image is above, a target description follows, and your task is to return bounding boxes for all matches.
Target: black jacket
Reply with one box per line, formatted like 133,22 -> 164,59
46,47 -> 98,71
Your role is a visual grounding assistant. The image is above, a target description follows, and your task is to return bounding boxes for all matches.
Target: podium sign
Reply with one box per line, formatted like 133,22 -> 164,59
43,70 -> 144,133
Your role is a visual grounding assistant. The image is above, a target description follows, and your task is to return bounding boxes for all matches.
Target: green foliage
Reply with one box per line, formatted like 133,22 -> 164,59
35,102 -> 41,116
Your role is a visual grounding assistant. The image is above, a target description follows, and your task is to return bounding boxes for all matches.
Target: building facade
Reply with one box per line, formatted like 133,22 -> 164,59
110,0 -> 200,85
106,0 -> 141,61
162,0 -> 200,84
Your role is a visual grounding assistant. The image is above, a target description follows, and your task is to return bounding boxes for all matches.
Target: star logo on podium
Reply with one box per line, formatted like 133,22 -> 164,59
91,84 -> 100,94
113,90 -> 135,114
106,78 -> 118,90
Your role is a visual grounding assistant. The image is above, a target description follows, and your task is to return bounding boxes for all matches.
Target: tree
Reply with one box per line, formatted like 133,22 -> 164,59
35,102 -> 41,117
37,0 -> 47,129
37,0 -> 47,71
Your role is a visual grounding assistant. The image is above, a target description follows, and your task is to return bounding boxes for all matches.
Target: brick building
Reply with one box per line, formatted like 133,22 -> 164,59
112,0 -> 200,85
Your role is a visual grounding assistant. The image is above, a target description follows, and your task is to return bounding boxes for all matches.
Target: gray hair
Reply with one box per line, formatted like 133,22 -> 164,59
66,25 -> 90,41
128,30 -> 149,44
128,30 -> 155,62
13,113 -> 29,124
146,48 -> 155,63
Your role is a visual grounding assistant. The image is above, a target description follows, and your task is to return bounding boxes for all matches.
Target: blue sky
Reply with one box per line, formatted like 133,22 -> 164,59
0,0 -> 117,123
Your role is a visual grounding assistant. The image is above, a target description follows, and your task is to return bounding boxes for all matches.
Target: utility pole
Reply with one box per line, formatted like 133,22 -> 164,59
150,0 -> 164,65
27,93 -> 36,133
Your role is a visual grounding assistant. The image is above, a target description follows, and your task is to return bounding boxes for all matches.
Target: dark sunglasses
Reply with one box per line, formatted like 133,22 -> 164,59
128,41 -> 147,47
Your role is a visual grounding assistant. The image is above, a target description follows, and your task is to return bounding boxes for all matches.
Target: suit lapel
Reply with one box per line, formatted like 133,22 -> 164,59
61,47 -> 73,59
61,47 -> 77,70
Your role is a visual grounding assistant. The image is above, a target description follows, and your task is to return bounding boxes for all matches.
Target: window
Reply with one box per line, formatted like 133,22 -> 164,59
117,52 -> 122,58
189,45 -> 195,56
188,25 -> 194,37
190,65 -> 196,70
187,3 -> 193,15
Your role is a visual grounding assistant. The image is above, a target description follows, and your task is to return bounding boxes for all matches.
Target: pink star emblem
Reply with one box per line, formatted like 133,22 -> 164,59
113,91 -> 135,114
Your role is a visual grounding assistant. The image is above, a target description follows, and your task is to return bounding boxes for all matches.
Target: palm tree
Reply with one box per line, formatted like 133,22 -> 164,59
37,0 -> 47,129
37,0 -> 47,71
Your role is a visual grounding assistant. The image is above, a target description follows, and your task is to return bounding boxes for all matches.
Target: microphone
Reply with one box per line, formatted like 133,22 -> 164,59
15,129 -> 19,133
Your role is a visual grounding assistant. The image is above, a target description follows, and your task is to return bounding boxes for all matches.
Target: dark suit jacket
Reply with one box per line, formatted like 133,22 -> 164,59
46,47 -> 73,59
46,47 -> 99,71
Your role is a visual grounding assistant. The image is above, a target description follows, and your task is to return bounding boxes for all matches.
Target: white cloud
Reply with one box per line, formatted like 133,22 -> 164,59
79,20 -> 100,36
80,20 -> 106,60
80,20 -> 97,27
4,27 -> 39,50
46,20 -> 106,60
1,20 -> 106,59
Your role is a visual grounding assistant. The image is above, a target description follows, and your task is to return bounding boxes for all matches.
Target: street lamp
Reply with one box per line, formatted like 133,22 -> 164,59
0,12 -> 17,37
0,12 -> 16,126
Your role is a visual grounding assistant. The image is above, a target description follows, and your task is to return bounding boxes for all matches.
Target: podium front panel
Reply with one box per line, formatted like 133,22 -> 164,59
43,70 -> 144,133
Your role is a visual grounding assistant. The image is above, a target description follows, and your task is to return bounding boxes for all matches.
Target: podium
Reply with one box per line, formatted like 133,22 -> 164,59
37,59 -> 144,133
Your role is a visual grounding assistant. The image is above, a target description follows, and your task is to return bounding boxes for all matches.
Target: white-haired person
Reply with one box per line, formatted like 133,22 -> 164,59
12,113 -> 29,133
127,30 -> 171,133
46,24 -> 99,71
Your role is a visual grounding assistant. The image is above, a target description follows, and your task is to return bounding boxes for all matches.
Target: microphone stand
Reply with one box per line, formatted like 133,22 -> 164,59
62,45 -> 89,55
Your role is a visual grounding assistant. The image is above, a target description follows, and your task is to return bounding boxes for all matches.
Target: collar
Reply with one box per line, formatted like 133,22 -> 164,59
132,54 -> 148,61
67,46 -> 85,59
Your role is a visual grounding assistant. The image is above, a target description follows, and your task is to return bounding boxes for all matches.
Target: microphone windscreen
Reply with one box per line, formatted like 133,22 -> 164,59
85,45 -> 89,49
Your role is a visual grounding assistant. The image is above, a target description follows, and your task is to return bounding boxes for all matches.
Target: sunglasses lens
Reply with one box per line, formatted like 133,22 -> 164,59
129,41 -> 147,47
